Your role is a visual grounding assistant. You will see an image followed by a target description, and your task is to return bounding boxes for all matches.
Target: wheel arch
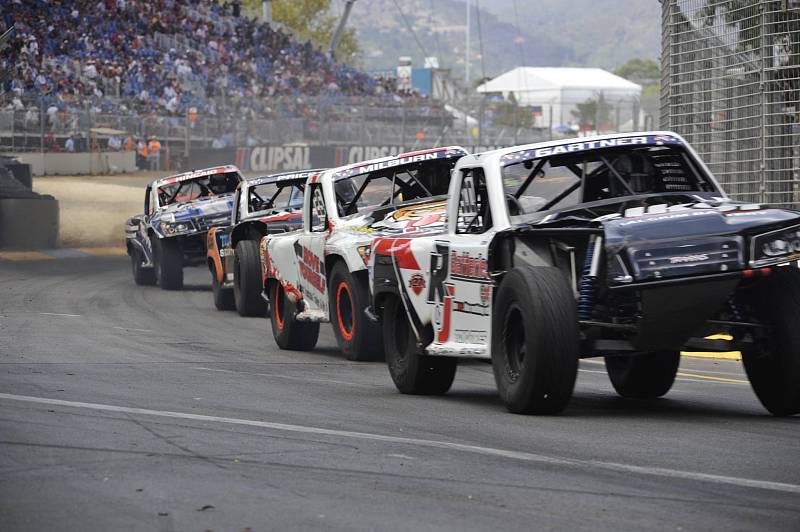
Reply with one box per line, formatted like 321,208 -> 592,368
231,221 -> 267,249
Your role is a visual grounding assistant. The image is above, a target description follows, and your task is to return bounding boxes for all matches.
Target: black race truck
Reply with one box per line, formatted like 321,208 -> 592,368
369,132 -> 800,416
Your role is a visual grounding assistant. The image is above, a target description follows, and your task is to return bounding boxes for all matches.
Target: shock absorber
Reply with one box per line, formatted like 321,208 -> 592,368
578,235 -> 603,320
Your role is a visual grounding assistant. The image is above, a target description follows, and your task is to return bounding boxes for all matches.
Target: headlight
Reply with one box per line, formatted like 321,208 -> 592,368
161,220 -> 194,236
750,224 -> 800,267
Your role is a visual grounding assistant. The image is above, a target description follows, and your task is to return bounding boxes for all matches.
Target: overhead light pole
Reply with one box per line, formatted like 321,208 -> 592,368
262,0 -> 272,23
465,0 -> 470,85
330,0 -> 357,60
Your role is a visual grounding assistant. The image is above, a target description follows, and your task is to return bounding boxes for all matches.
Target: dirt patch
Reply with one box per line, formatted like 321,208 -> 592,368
33,173 -> 154,247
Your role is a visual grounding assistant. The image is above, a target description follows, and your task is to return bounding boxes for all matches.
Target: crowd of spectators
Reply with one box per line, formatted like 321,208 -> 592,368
0,0 -> 425,124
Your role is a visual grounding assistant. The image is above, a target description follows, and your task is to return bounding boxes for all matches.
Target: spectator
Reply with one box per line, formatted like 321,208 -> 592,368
65,134 -> 76,152
0,0 -> 425,122
107,135 -> 121,150
147,136 -> 161,171
136,138 -> 148,170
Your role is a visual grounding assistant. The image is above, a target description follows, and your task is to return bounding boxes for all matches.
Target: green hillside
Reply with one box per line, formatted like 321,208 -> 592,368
332,0 -> 660,80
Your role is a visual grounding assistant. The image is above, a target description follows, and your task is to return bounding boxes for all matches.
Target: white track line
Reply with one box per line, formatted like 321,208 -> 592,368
39,313 -> 81,317
1,392 -> 798,495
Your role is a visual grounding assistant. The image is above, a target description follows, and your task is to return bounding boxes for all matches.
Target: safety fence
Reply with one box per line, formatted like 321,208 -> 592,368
661,0 -> 800,208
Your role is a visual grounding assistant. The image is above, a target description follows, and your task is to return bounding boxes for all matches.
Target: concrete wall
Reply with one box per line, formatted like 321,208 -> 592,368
9,152 -> 137,176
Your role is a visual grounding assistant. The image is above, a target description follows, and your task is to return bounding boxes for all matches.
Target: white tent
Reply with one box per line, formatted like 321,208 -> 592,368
477,67 -> 642,131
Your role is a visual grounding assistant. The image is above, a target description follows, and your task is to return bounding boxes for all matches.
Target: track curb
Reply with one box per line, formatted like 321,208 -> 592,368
0,247 -> 127,261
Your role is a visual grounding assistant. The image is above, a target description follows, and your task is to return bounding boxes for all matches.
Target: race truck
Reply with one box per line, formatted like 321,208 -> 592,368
260,147 -> 468,360
369,132 -> 800,417
126,165 -> 242,290
206,170 -> 316,315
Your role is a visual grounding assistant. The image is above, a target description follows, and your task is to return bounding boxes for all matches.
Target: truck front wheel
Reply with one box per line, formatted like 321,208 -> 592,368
270,281 -> 319,351
384,296 -> 456,395
604,351 -> 680,399
491,266 -> 578,415
741,266 -> 800,416
131,246 -> 155,286
328,262 -> 384,361
211,263 -> 235,310
234,239 -> 267,317
152,237 -> 183,290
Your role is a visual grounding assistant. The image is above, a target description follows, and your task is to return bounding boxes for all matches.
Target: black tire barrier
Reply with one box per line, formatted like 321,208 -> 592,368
0,197 -> 59,249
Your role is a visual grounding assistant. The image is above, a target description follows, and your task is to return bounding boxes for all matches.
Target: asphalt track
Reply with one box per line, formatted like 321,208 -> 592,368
0,257 -> 798,531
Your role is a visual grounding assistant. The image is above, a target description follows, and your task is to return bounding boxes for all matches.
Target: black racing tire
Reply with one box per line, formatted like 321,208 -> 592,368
234,239 -> 267,317
211,263 -> 235,311
152,237 -> 183,290
491,266 -> 579,415
384,296 -> 456,395
328,261 -> 384,361
741,266 -> 800,416
269,281 -> 319,351
604,351 -> 680,399
131,246 -> 156,286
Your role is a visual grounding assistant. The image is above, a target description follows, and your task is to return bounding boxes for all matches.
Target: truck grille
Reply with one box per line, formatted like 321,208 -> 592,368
628,236 -> 744,281
195,215 -> 230,231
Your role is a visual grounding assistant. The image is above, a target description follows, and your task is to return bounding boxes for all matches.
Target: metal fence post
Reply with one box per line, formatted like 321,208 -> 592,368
39,100 -> 44,157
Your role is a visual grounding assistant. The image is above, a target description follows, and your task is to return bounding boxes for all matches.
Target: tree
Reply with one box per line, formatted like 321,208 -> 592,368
242,0 -> 361,63
571,94 -> 612,131
614,58 -> 660,84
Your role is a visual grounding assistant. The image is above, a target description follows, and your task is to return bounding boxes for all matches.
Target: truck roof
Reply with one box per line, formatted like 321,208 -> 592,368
153,165 -> 241,187
461,131 -> 687,167
244,168 -> 326,189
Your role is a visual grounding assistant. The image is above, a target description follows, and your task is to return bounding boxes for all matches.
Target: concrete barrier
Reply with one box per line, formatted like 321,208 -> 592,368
0,197 -> 59,248
9,152 -> 136,176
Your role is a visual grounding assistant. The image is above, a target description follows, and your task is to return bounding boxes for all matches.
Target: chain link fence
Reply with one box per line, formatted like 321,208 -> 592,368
661,0 -> 800,209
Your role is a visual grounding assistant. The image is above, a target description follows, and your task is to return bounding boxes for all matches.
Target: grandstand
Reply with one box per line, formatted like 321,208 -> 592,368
0,0 -> 427,116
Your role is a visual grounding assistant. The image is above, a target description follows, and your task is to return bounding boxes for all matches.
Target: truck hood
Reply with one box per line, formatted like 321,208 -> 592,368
598,202 -> 800,283
338,199 -> 448,236
160,193 -> 235,222
152,193 -> 235,237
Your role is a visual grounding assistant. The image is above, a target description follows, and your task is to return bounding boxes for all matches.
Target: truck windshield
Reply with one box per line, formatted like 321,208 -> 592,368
248,182 -> 304,214
333,157 -> 458,217
158,171 -> 241,207
501,144 -> 716,216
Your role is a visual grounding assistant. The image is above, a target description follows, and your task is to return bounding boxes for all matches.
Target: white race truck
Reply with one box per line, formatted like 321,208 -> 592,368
368,132 -> 800,416
260,147 -> 468,360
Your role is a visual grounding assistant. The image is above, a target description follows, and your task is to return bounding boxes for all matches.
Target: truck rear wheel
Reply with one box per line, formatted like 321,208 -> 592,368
328,262 -> 384,361
270,281 -> 319,351
234,239 -> 267,317
491,266 -> 578,414
131,247 -> 155,286
211,263 -> 235,310
384,296 -> 456,395
604,351 -> 680,399
153,237 -> 183,290
741,266 -> 800,416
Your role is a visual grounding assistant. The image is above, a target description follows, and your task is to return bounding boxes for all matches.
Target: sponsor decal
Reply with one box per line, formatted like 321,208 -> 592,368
409,273 -> 426,295
295,243 -> 326,294
501,135 -> 682,165
454,299 -> 489,316
333,149 -> 466,181
157,166 -> 233,185
427,242 -> 454,343
250,146 -> 312,172
450,251 -> 489,281
617,210 -> 716,227
668,254 -> 709,264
